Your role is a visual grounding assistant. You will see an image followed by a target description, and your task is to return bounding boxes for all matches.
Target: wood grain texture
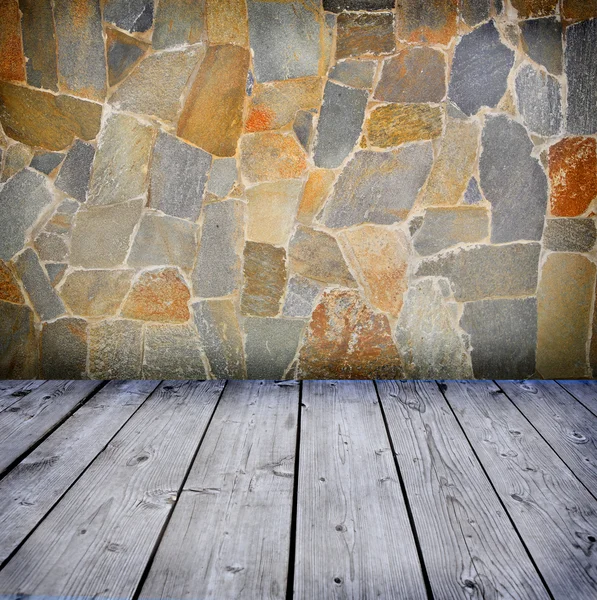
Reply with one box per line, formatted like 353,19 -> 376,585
0,381 -> 46,412
295,380 -> 427,600
442,380 -> 597,599
140,380 -> 299,600
0,380 -> 224,599
378,379 -> 549,600
0,380 -> 160,565
557,380 -> 597,416
0,380 -> 101,475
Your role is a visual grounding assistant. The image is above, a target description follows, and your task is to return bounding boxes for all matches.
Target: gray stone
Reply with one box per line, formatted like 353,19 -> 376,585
41,318 -> 88,379
143,324 -> 207,379
103,0 -> 154,32
149,131 -> 211,221
463,177 -> 483,204
30,152 -> 64,175
448,21 -> 514,116
192,199 -> 244,297
247,1 -> 321,83
193,298 -> 246,378
34,232 -> 69,262
89,320 -> 143,379
293,110 -> 315,152
106,28 -> 147,87
520,17 -> 562,75
460,0 -> 502,25
415,243 -> 541,301
153,0 -> 205,49
0,301 -> 38,378
515,63 -> 562,137
283,275 -> 323,318
323,0 -> 394,10
55,140 -> 95,202
14,248 -> 65,321
244,317 -> 306,379
460,297 -> 537,379
128,213 -> 198,271
329,60 -> 377,88
0,169 -> 53,260
45,263 -> 68,286
543,218 -> 597,252
321,144 -> 433,228
566,18 -> 597,135
480,115 -> 548,242
313,81 -> 368,169
206,157 -> 236,198
395,278 -> 472,379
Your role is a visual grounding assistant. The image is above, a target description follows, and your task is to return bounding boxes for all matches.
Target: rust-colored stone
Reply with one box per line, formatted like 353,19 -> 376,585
549,137 -> 597,217
396,0 -> 458,45
511,0 -> 558,18
0,0 -> 25,82
121,267 -> 191,323
177,44 -> 249,157
206,0 -> 248,46
562,0 -> 597,21
298,289 -> 403,379
0,260 -> 23,304
336,12 -> 395,59
297,169 -> 336,225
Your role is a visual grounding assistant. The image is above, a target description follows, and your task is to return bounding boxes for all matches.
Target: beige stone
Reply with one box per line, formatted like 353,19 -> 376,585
88,319 -> 143,378
206,0 -> 248,46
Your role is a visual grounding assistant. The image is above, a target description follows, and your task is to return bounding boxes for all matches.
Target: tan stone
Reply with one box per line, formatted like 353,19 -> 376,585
0,0 -> 25,82
367,103 -> 443,148
206,0 -> 248,46
511,0 -> 558,17
88,319 -> 143,378
0,260 -> 23,304
336,13 -> 395,59
297,169 -> 336,225
153,0 -> 206,49
1,143 -> 34,182
396,0 -> 458,45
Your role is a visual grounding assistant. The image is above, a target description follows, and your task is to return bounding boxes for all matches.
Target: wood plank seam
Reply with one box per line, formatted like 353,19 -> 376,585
555,380 -> 597,419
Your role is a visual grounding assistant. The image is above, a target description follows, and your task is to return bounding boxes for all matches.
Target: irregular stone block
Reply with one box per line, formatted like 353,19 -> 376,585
30,152 -> 65,175
395,0 -> 457,45
562,0 -> 597,21
45,263 -> 68,287
480,115 -> 547,242
103,0 -> 154,32
515,63 -> 562,137
0,169 -> 53,260
448,21 -> 514,116
321,145 -> 433,227
313,81 -> 368,168
206,0 -> 248,46
282,276 -> 323,318
54,140 -> 95,202
520,17 -> 562,75
106,27 -> 148,87
413,207 -> 489,255
549,137 -> 597,217
460,0 -> 502,26
543,218 -> 597,252
87,113 -> 154,207
207,158 -> 236,198
247,1 -> 321,82
375,47 -> 446,103
89,319 -> 143,379
367,103 -> 443,148
0,261 -> 24,304
511,0 -> 557,17
110,47 -> 204,123
537,253 -> 595,377
128,213 -> 198,271
246,180 -> 302,246
193,298 -> 246,378
60,269 -> 134,317
336,13 -> 395,59
41,318 -> 87,379
0,0 -> 25,82
293,110 -> 315,151
153,0 -> 205,49
241,242 -> 287,317
192,199 -> 244,297
44,198 -> 79,235
566,19 -> 597,135
298,289 -> 402,379
323,0 -> 394,10
0,301 -> 37,378
240,132 -> 307,182
1,142 -> 33,182
415,243 -> 541,301
245,317 -> 306,379
122,267 -> 190,323
0,82 -> 102,151
329,60 -> 376,89
297,169 -> 336,225
178,44 -> 249,157
463,178 -> 483,205
143,324 -> 206,379
289,226 -> 356,287
396,278 -> 472,379
460,298 -> 537,379
70,198 -> 144,268
33,232 -> 69,262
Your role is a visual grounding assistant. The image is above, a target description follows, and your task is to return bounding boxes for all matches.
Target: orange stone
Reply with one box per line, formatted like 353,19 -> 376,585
206,0 -> 249,46
177,44 -> 249,157
121,267 -> 190,323
396,0 -> 457,45
0,260 -> 24,304
297,169 -> 336,225
511,0 -> 558,17
562,0 -> 597,21
0,0 -> 26,82
549,137 -> 597,217
298,289 -> 403,379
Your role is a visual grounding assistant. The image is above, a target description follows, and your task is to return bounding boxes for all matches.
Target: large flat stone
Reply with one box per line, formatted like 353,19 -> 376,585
89,319 -> 143,378
460,297 -> 537,379
0,301 -> 37,378
106,27 -> 148,87
103,0 -> 154,32
543,218 -> 597,252
41,318 -> 87,379
282,275 -> 323,318
336,12 -> 395,59
0,0 -> 25,82
313,81 -> 368,169
329,60 -> 376,89
54,140 -> 95,202
206,0 -> 249,46
321,145 -> 433,227
153,0 -> 205,49
448,21 -> 514,116
415,243 -> 541,301
520,17 -> 562,75
0,261 -> 24,304
323,0 -> 394,10
297,169 -> 336,225
479,115 -> 547,242
395,0 -> 457,45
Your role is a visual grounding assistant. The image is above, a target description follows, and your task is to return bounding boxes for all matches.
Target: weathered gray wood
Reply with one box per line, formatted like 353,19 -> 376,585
557,380 -> 597,416
499,380 -> 597,498
295,380 -> 427,600
378,380 -> 549,600
442,380 -> 597,599
0,381 -> 46,413
0,380 -> 224,599
0,380 -> 160,565
140,380 -> 299,600
0,380 -> 101,475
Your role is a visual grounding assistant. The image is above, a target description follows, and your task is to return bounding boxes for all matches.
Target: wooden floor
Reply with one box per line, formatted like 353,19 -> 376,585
0,380 -> 597,599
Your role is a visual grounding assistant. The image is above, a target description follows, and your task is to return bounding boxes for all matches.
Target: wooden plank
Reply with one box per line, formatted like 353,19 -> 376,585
140,380 -> 299,600
0,380 -> 160,565
294,380 -> 427,600
378,380 -> 549,600
0,380 -> 46,413
499,380 -> 597,498
0,380 -> 224,599
557,380 -> 597,416
0,380 -> 102,475
442,380 -> 597,599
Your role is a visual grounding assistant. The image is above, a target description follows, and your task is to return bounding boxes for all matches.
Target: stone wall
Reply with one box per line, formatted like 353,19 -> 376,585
1,0 -> 596,380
